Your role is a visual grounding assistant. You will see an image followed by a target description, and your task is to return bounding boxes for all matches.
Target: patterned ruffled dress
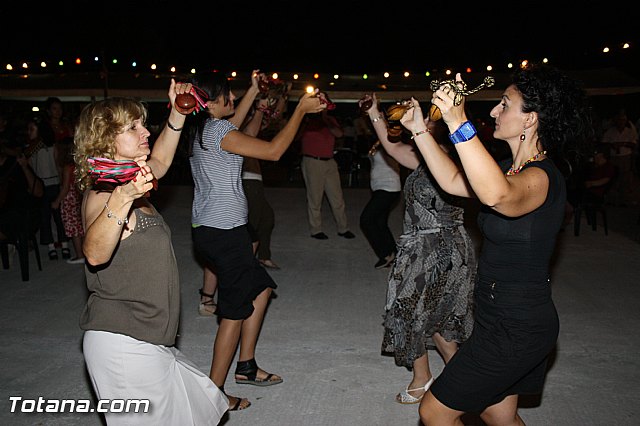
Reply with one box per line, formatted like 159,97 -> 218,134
382,165 -> 476,368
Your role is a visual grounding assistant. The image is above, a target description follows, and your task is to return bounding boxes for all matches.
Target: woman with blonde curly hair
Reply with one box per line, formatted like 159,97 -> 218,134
75,79 -> 228,425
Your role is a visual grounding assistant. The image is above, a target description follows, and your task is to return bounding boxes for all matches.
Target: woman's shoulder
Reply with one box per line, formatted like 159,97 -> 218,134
203,118 -> 238,141
206,117 -> 237,130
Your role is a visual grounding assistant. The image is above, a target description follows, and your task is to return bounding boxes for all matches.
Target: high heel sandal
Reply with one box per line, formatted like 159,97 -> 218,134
235,358 -> 283,387
198,288 -> 216,316
396,377 -> 434,404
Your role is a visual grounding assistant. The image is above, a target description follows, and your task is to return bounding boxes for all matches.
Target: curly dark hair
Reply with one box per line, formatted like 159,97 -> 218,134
512,64 -> 594,159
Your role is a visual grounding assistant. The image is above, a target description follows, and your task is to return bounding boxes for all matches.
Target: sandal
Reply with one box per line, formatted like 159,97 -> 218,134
48,249 -> 58,261
198,288 -> 217,316
396,377 -> 434,404
235,358 -> 283,387
218,385 -> 250,411
61,247 -> 71,260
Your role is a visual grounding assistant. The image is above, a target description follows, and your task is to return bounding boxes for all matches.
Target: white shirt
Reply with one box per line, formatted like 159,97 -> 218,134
369,149 -> 401,192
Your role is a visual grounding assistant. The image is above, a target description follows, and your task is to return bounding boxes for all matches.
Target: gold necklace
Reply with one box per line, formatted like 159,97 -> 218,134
506,151 -> 547,176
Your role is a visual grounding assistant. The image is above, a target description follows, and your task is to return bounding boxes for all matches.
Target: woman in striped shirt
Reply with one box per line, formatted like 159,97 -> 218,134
186,70 -> 324,411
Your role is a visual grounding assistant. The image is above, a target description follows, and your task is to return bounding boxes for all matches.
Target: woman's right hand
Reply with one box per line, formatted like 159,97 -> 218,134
296,89 -> 325,114
113,158 -> 154,203
359,93 -> 380,118
400,97 -> 427,134
431,73 -> 468,132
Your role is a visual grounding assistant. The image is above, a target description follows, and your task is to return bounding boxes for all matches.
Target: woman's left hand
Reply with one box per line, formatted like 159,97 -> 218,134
400,97 -> 426,133
431,73 -> 468,130
250,69 -> 265,90
168,79 -> 194,113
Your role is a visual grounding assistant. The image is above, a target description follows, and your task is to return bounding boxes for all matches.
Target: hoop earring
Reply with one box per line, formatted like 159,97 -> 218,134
520,128 -> 526,142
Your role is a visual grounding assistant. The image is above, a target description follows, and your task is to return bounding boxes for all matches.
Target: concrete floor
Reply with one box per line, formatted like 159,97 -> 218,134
1,184 -> 640,426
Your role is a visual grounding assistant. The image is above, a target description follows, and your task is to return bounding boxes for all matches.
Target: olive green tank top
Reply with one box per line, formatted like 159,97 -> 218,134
79,207 -> 180,346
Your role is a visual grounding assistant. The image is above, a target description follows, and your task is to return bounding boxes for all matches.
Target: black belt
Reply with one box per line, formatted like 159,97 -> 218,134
304,154 -> 332,161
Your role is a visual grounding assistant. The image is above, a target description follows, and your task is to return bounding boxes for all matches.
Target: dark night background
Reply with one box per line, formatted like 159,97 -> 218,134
1,1 -> 638,74
1,1 -> 639,187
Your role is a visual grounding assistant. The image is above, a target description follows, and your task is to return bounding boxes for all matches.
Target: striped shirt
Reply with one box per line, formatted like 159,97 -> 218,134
190,118 -> 247,229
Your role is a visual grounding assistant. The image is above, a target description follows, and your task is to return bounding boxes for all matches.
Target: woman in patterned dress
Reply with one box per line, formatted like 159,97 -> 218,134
360,94 -> 476,404
52,137 -> 84,263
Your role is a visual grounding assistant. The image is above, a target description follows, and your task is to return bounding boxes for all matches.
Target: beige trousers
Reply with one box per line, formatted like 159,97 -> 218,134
301,156 -> 349,235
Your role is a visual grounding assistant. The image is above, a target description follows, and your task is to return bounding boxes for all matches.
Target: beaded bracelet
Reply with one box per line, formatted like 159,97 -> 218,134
411,129 -> 430,139
104,202 -> 129,226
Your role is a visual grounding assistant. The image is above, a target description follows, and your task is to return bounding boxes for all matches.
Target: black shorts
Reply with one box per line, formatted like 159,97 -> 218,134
430,276 -> 559,413
192,225 -> 276,320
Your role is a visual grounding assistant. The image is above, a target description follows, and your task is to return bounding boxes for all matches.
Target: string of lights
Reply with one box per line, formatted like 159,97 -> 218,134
2,41 -> 634,77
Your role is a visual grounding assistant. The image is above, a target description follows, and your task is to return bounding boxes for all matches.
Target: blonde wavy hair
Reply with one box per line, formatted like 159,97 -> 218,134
74,98 -> 148,191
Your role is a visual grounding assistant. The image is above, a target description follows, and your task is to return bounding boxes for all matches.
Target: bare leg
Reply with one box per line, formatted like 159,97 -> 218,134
209,317 -> 249,410
202,265 -> 218,296
480,395 -> 524,426
432,332 -> 459,363
235,287 -> 282,381
420,391 -> 465,425
397,354 -> 432,402
71,235 -> 84,259
399,334 -> 459,403
198,266 -> 218,316
209,318 -> 242,385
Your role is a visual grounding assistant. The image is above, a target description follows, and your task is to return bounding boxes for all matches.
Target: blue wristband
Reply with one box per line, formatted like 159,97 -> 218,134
448,121 -> 477,144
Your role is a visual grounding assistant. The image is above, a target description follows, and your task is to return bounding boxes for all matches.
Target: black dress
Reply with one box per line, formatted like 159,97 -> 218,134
431,159 -> 565,412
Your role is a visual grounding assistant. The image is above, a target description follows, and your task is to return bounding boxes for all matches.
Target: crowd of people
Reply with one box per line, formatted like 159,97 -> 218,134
1,63 -> 638,425
1,98 -> 85,265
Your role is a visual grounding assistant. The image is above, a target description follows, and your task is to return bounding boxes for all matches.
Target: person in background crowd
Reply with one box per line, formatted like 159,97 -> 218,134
242,86 -> 291,269
295,93 -> 355,240
52,137 -> 84,264
44,97 -> 74,143
359,136 -> 401,269
26,115 -> 70,260
581,143 -> 618,205
600,108 -> 638,206
0,123 -> 43,254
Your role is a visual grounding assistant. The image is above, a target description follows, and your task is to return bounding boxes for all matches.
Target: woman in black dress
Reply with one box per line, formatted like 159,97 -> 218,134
400,64 -> 593,425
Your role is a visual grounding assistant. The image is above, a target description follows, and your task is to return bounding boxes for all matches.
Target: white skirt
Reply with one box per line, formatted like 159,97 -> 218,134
83,330 -> 228,425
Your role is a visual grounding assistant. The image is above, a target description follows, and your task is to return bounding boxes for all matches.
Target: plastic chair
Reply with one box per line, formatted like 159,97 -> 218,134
573,167 -> 618,236
573,196 -> 609,236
